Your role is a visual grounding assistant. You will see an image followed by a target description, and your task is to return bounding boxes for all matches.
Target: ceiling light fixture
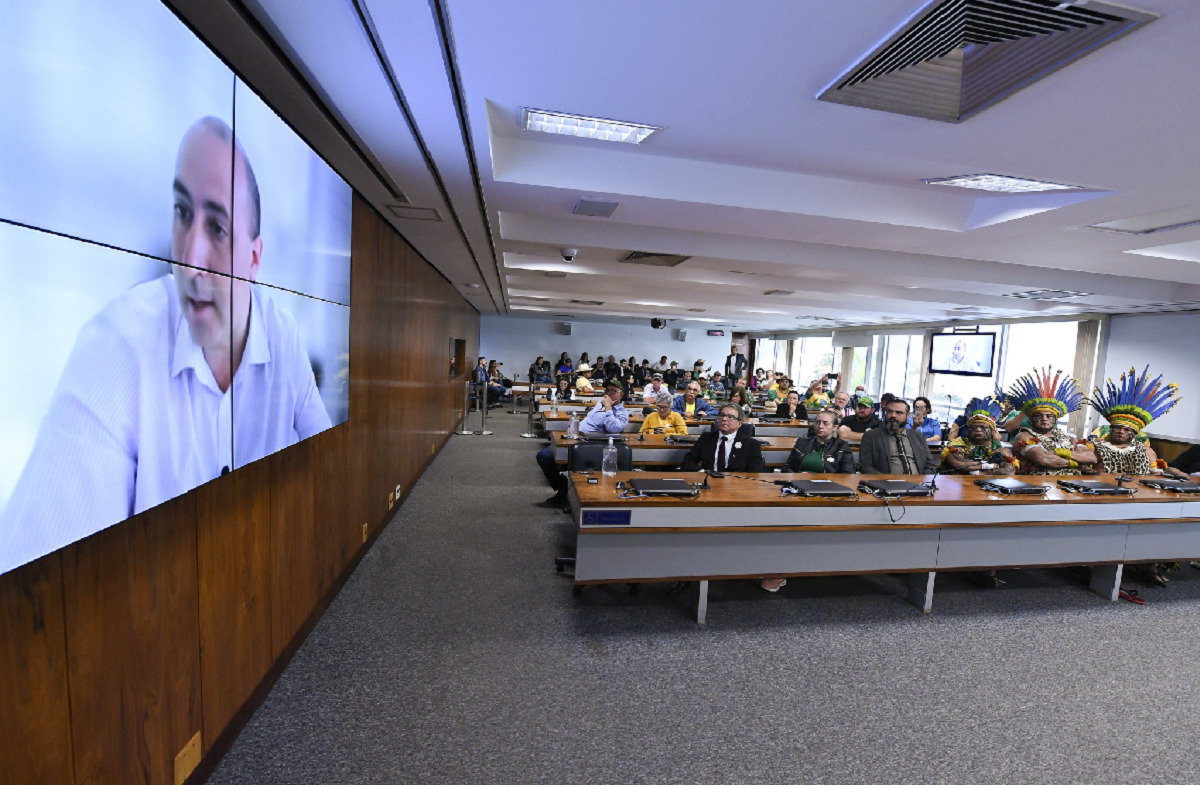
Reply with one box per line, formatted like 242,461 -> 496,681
923,174 -> 1085,193
1087,205 -> 1200,235
522,108 -> 661,144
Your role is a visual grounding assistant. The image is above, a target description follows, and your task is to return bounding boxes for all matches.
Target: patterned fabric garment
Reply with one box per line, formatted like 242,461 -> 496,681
940,437 -> 1004,472
1014,427 -> 1079,476
1093,439 -> 1154,475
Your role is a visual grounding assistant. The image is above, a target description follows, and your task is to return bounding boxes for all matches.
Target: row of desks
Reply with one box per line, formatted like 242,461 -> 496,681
542,412 -> 813,438
551,432 -> 801,466
565,472 -> 1200,623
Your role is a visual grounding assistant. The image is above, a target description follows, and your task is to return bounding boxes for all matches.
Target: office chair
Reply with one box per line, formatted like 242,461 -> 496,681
555,442 -> 633,583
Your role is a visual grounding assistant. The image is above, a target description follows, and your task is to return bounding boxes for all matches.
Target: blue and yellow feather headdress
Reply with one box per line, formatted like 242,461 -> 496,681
1087,365 -> 1180,433
1007,367 -> 1084,419
963,396 -> 1004,429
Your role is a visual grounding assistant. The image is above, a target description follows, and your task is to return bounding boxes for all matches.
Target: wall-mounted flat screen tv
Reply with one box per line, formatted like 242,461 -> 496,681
929,332 -> 996,377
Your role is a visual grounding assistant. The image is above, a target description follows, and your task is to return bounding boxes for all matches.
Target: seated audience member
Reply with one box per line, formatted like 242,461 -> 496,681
474,356 -> 502,407
751,368 -> 766,390
833,390 -> 853,419
640,392 -> 689,435
1167,444 -> 1200,478
803,377 -> 832,410
673,382 -> 719,419
529,356 -> 553,384
940,397 -> 1016,475
578,352 -> 590,366
617,358 -> 632,381
536,379 -> 629,505
910,396 -> 941,443
651,355 -> 669,373
680,404 -> 766,473
642,373 -> 668,402
546,374 -> 576,403
693,358 -> 708,377
838,396 -> 883,442
785,409 -> 854,473
663,361 -> 681,390
604,355 -> 620,378
487,360 -> 510,405
859,398 -> 937,475
633,359 -> 652,388
697,375 -> 716,401
767,376 -> 793,403
556,353 -> 574,375
1008,367 -> 1097,476
574,364 -> 595,391
680,370 -> 694,389
709,371 -> 726,397
874,392 -> 896,419
1087,366 -> 1180,584
1086,366 -> 1176,476
775,390 -> 805,420
729,386 -> 755,421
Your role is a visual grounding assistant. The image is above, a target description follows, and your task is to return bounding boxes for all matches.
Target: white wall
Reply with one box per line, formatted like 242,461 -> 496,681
1102,312 -> 1200,443
479,315 -> 734,379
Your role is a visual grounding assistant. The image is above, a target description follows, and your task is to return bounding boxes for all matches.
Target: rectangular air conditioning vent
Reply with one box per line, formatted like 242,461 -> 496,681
764,290 -> 794,296
544,271 -> 568,278
569,299 -> 604,306
573,198 -> 620,218
818,0 -> 1155,123
620,251 -> 691,267
1002,289 -> 1090,301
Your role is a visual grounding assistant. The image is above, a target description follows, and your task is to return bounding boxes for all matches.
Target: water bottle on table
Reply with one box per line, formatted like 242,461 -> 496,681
567,413 -> 579,439
602,437 -> 618,477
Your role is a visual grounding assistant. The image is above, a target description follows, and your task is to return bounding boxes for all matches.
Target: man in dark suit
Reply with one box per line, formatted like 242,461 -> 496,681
859,399 -> 937,475
725,345 -> 748,383
680,404 -> 767,473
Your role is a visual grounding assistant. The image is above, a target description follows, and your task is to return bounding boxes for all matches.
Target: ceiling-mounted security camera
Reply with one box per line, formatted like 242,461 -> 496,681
650,318 -> 667,329
561,248 -> 578,262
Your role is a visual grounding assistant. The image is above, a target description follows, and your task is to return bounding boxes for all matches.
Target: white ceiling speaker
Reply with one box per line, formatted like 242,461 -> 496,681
676,329 -> 687,341
561,322 -> 572,335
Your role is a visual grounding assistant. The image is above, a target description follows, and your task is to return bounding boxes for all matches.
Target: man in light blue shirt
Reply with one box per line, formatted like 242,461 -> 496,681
0,117 -> 330,574
537,379 -> 627,506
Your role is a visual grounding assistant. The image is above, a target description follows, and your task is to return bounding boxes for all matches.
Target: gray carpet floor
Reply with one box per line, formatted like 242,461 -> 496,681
209,409 -> 1200,784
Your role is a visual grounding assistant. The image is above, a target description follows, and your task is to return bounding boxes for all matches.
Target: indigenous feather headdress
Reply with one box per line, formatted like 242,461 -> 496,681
963,396 -> 1004,429
1007,367 -> 1084,419
1087,365 -> 1180,432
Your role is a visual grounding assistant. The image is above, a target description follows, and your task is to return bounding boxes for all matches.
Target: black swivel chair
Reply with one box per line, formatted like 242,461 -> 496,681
554,442 -> 634,581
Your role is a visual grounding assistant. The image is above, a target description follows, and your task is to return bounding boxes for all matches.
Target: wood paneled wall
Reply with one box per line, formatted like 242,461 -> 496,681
0,195 -> 479,785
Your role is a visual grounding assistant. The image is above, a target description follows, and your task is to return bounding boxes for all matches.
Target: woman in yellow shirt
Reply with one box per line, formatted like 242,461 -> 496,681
640,392 -> 689,435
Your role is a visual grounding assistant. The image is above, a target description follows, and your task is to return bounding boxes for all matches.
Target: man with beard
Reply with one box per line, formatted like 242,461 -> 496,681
838,396 -> 883,443
859,398 -> 937,474
940,396 -> 1017,474
1008,367 -> 1097,476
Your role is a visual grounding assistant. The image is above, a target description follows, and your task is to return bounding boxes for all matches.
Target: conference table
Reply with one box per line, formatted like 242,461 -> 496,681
565,472 -> 1200,623
550,432 -> 800,467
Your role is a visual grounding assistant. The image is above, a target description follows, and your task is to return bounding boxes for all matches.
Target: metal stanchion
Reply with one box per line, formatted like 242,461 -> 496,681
509,373 -> 521,414
454,380 -> 477,435
478,384 -> 494,435
520,381 -> 539,438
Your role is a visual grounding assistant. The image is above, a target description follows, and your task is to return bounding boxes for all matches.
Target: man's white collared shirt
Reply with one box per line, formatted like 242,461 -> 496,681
0,275 -> 331,573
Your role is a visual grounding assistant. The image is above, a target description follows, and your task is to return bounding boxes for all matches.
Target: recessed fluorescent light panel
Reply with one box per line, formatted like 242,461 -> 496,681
924,174 -> 1085,193
1087,205 -> 1200,235
522,108 -> 661,144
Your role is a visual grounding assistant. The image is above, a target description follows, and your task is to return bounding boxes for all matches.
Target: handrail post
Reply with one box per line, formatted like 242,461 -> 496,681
455,379 -> 477,435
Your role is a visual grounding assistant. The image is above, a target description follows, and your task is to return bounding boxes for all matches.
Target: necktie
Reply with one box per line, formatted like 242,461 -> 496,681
896,435 -> 913,474
717,436 -> 728,472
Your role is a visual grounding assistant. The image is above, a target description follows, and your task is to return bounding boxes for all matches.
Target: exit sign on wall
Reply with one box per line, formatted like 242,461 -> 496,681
707,330 -> 725,337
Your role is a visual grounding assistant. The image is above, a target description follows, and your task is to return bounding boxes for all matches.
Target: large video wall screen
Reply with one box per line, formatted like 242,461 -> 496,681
0,0 -> 352,574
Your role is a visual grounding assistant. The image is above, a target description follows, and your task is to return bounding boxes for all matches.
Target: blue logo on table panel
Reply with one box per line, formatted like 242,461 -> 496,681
582,510 -> 632,526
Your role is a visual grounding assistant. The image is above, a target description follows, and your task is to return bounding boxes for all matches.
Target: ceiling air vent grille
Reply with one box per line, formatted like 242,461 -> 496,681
818,0 -> 1155,123
619,251 -> 692,267
1002,288 -> 1090,301
764,289 -> 794,296
569,299 -> 605,306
